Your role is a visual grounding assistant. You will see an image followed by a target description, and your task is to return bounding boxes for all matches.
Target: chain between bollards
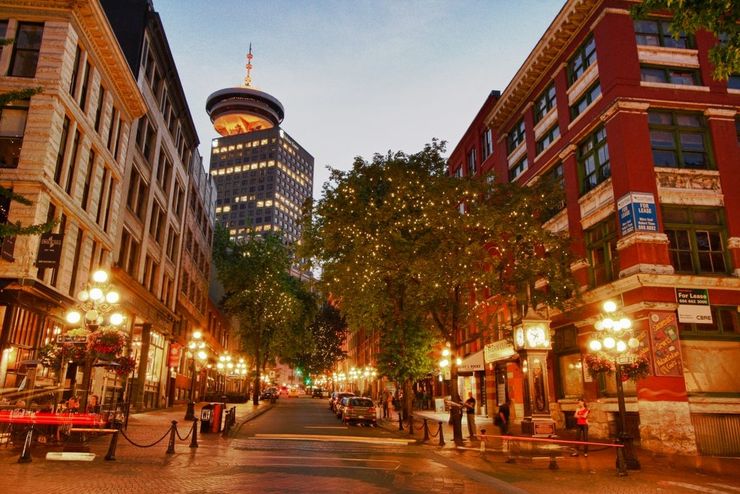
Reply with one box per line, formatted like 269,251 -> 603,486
166,420 -> 177,455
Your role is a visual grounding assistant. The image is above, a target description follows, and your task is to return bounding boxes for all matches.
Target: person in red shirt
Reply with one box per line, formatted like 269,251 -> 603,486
571,400 -> 590,457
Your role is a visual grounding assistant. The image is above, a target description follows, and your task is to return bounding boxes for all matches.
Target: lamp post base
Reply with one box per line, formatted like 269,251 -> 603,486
618,432 -> 641,470
184,401 -> 196,421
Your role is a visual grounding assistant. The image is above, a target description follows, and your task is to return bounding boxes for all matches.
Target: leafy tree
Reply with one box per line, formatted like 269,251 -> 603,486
212,226 -> 303,404
632,0 -> 740,80
302,141 -> 577,442
284,301 -> 348,380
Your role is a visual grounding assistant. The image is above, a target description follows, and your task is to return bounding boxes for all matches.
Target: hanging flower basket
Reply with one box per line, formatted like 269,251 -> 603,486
87,328 -> 127,359
112,355 -> 137,376
585,354 -> 615,378
620,355 -> 651,382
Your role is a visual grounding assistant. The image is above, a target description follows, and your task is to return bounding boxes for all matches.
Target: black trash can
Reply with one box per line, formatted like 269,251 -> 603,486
200,403 -> 214,433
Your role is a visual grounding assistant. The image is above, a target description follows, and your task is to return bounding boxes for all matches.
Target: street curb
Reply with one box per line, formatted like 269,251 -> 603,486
229,403 -> 274,436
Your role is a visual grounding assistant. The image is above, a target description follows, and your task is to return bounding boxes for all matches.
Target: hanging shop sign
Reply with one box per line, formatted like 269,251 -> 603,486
648,311 -> 683,376
36,233 -> 64,268
676,287 -> 712,324
484,340 -> 517,363
168,343 -> 182,367
617,192 -> 658,237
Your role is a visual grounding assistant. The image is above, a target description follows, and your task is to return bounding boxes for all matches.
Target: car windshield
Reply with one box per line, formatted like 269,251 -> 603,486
350,398 -> 374,407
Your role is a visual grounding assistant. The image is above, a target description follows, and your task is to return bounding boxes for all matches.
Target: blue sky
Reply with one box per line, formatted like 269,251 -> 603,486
153,0 -> 564,198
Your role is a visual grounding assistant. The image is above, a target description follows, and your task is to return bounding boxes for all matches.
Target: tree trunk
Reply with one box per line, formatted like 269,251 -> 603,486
403,379 -> 413,426
449,362 -> 464,445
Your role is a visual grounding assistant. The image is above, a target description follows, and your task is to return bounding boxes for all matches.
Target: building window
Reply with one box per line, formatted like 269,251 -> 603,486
536,124 -> 560,154
53,116 -> 71,185
0,99 -> 29,168
570,83 -> 601,120
634,19 -> 692,49
567,35 -> 596,85
534,84 -> 557,123
508,157 -> 528,181
577,126 -> 610,194
663,206 -> 729,274
679,306 -> 740,339
9,23 -> 43,77
640,66 -> 701,86
729,75 -> 740,90
585,215 -> 618,287
481,128 -> 493,160
466,148 -> 477,176
541,162 -> 565,220
69,45 -> 82,96
649,111 -> 710,169
78,61 -> 91,111
119,229 -> 140,277
507,119 -> 526,153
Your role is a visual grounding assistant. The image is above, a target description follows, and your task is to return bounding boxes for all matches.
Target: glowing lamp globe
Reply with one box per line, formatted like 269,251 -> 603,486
66,311 -> 82,325
589,340 -> 602,352
77,290 -> 90,302
603,300 -> 618,313
92,270 -> 109,283
106,291 -> 120,304
616,340 -> 627,353
109,313 -> 124,326
604,337 -> 616,349
89,287 -> 104,301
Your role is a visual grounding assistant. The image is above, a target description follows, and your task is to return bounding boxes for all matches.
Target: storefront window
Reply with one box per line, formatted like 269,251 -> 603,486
558,353 -> 585,399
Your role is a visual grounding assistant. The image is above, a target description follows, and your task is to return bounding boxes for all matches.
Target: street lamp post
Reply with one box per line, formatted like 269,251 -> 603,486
184,330 -> 207,420
65,269 -> 125,413
439,343 -> 464,445
588,300 -> 641,475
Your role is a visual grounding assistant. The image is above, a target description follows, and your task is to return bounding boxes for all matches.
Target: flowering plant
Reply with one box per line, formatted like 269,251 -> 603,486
112,355 -> 137,376
88,329 -> 127,358
585,354 -> 615,378
620,355 -> 651,382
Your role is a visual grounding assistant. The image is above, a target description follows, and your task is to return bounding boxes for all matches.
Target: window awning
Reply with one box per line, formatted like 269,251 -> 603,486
457,350 -> 485,374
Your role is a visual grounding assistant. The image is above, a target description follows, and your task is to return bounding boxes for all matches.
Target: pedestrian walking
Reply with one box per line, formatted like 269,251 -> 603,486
571,400 -> 590,457
495,399 -> 510,435
383,391 -> 391,419
464,392 -> 477,439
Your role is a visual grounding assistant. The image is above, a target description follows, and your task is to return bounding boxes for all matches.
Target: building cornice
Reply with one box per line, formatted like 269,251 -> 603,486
0,0 -> 146,119
484,0 -> 603,131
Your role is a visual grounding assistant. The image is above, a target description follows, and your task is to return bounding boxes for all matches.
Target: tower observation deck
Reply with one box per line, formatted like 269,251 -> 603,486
205,45 -> 284,136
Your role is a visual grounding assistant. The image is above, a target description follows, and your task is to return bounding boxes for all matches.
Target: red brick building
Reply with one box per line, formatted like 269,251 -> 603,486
448,0 -> 740,457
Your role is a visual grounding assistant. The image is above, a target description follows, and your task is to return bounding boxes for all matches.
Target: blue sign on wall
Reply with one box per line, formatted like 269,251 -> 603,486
617,192 -> 658,237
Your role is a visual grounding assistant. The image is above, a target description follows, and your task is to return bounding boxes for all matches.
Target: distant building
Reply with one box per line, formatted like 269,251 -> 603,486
447,0 -> 739,458
206,48 -> 314,245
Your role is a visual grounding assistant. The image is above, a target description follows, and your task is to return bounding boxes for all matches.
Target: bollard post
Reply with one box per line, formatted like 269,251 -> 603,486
408,415 -> 414,436
105,420 -> 121,461
438,421 -> 445,447
398,411 -> 403,431
479,428 -> 486,456
549,455 -> 559,470
18,426 -> 34,463
616,447 -> 628,477
190,418 -> 199,448
166,420 -> 177,455
423,419 -> 430,442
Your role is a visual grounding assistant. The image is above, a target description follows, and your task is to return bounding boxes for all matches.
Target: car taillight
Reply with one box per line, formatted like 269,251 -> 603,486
369,407 -> 376,414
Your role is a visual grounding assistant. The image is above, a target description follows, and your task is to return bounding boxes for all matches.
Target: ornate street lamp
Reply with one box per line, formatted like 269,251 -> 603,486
184,330 -> 207,420
65,269 -> 126,412
588,300 -> 641,475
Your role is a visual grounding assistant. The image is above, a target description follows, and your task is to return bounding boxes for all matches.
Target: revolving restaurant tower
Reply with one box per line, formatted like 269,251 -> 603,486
206,47 -> 313,244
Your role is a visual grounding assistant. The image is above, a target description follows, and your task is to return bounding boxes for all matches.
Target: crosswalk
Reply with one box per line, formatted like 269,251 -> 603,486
659,481 -> 740,493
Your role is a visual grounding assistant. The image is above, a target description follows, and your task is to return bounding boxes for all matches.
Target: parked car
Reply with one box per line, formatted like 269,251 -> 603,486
335,396 -> 353,419
287,387 -> 300,398
312,388 -> 324,398
260,387 -> 279,401
329,392 -> 354,413
341,397 -> 377,426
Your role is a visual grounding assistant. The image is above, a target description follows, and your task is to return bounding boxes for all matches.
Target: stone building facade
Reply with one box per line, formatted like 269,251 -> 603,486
0,0 -> 145,393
